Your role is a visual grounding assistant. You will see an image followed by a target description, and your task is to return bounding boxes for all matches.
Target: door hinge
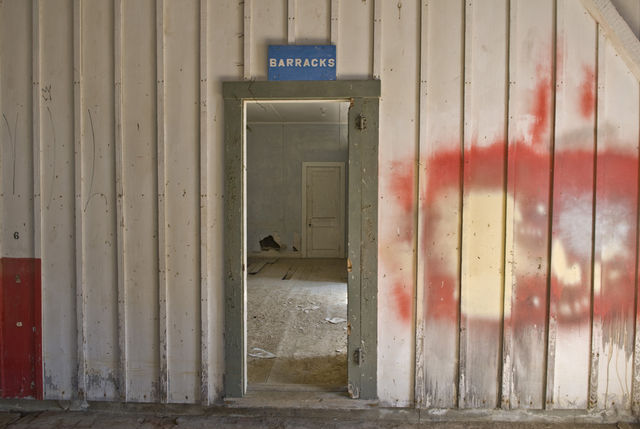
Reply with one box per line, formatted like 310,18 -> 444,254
355,114 -> 367,131
353,347 -> 364,366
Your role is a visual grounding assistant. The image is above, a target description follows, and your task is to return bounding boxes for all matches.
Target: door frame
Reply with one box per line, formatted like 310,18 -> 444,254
301,162 -> 346,259
222,80 -> 380,400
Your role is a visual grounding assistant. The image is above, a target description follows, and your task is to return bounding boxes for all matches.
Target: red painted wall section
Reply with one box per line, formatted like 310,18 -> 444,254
0,258 -> 42,399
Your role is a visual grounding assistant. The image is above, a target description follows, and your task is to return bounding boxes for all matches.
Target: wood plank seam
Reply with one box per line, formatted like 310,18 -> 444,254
587,25 -> 601,410
32,0 -> 41,262
73,0 -> 87,401
199,0 -> 209,406
458,0 -> 470,407
455,0 -> 467,410
31,0 -> 43,399
498,0 -> 511,409
372,0 -> 381,80
114,0 -> 127,402
330,0 -> 339,46
244,0 -> 251,80
414,0 -> 428,409
155,0 -> 168,404
542,0 -> 559,410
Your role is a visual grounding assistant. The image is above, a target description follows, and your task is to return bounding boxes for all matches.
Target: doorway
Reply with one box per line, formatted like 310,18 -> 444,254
222,80 -> 380,400
245,100 -> 349,392
302,162 -> 346,258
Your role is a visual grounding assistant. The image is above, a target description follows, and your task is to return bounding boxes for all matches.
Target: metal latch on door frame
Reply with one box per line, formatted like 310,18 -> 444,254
355,114 -> 367,131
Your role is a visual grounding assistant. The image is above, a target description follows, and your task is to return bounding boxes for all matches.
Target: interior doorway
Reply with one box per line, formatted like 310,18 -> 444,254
245,101 -> 349,392
223,80 -> 380,400
302,162 -> 346,258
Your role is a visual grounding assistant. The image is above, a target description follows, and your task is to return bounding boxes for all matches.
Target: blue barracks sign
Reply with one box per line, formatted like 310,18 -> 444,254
268,45 -> 336,81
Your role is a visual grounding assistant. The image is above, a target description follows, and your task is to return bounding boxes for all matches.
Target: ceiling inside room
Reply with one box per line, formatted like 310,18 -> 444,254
246,101 -> 349,124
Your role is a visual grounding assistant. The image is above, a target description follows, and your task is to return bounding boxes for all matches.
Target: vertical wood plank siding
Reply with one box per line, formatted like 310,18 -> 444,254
3,0 -> 640,413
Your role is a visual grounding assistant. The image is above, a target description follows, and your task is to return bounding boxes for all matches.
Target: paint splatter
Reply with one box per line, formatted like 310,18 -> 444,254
421,140 -> 638,325
579,65 -> 595,119
392,282 -> 412,324
531,71 -> 551,145
389,160 -> 414,214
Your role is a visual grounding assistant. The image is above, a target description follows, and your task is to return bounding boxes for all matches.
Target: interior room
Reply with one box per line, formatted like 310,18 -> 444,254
245,100 -> 351,391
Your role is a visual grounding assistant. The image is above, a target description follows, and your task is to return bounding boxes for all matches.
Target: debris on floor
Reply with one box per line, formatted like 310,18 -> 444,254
248,347 -> 276,359
247,258 -> 348,387
259,235 -> 281,251
247,258 -> 278,275
325,317 -> 347,324
248,261 -> 268,275
296,303 -> 319,313
281,265 -> 297,280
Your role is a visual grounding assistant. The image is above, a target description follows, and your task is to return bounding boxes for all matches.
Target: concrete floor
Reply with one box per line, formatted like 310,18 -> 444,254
247,257 -> 348,390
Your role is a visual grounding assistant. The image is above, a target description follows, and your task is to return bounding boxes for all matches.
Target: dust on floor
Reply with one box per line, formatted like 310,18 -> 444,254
247,258 -> 348,389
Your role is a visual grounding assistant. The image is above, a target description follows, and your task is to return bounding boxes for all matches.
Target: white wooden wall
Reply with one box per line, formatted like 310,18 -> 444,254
2,0 -> 640,412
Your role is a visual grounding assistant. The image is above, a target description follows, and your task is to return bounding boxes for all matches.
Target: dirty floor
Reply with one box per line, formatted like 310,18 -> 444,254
0,406 -> 638,429
247,257 -> 348,390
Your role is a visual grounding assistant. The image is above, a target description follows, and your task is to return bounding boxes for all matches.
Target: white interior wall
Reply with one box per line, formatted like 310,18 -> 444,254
246,123 -> 348,256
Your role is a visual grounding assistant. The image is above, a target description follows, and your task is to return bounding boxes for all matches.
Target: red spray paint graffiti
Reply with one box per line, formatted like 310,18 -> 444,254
392,282 -> 412,324
579,66 -> 596,119
384,60 -> 636,329
531,64 -> 551,145
389,160 -> 415,215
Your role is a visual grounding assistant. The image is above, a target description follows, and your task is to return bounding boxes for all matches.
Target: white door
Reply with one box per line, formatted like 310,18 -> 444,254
302,162 -> 345,258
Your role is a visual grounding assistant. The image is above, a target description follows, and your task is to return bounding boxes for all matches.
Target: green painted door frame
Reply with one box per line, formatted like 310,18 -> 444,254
223,80 -> 380,400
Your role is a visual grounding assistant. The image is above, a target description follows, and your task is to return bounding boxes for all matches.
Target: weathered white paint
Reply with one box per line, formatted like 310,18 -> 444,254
206,0 -> 243,403
199,0 -> 208,405
155,0 -> 168,403
3,0 -> 640,413
73,0 -> 86,401
163,0 -> 201,403
416,0 -> 464,409
502,0 -> 554,410
81,0 -> 119,400
337,0 -> 372,79
38,0 -> 77,400
1,0 -> 34,259
296,0 -> 330,44
459,0 -> 508,409
546,0 -> 596,410
591,25 -> 639,411
121,0 -> 159,402
251,0 -> 286,80
377,0 -> 419,407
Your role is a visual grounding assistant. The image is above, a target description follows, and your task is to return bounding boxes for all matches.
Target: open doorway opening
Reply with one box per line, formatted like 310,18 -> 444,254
223,80 -> 379,400
245,100 -> 350,392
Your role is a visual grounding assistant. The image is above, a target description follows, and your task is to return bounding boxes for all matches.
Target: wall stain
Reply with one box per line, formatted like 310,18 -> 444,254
41,85 -> 52,102
84,108 -> 106,211
46,106 -> 57,210
2,112 -> 18,195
